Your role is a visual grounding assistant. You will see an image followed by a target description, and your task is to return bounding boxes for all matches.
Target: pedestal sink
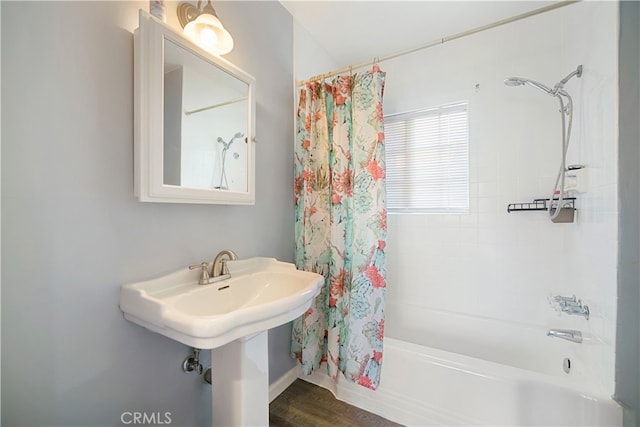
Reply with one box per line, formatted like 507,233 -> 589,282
119,257 -> 323,426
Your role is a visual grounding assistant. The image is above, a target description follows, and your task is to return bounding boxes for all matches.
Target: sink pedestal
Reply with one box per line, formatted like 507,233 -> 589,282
211,330 -> 269,427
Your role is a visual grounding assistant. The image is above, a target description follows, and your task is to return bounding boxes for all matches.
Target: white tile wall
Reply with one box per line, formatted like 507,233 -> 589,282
383,1 -> 619,394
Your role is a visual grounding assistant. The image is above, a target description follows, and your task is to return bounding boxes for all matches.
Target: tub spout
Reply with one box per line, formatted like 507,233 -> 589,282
547,329 -> 582,343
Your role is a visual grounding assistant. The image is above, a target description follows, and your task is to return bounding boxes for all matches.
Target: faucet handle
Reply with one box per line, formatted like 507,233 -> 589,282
220,259 -> 230,276
189,262 -> 211,285
553,294 -> 577,304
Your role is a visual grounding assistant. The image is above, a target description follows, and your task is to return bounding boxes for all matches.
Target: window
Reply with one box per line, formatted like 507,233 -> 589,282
384,102 -> 469,213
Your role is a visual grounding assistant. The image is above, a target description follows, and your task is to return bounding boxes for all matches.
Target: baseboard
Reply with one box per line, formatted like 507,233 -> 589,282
297,364 -> 444,426
300,368 -> 405,422
269,365 -> 299,403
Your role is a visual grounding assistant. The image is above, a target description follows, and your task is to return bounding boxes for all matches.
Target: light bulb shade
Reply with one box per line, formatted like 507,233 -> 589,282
183,13 -> 233,55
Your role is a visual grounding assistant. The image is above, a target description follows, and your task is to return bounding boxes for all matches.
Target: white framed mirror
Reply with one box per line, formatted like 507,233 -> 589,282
134,10 -> 256,204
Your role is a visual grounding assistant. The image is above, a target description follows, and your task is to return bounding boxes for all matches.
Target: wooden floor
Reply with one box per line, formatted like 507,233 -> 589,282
269,379 -> 403,427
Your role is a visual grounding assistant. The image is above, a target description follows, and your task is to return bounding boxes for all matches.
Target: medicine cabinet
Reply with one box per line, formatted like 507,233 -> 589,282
134,10 -> 256,204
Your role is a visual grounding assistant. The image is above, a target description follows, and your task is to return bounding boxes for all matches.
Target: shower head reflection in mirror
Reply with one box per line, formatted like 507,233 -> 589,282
216,132 -> 245,190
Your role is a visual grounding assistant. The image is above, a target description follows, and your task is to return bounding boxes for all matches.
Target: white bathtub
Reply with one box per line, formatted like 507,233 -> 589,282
384,302 -> 604,381
300,337 -> 622,426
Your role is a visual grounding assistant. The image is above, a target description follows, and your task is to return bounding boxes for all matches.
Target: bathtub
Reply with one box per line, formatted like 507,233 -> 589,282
384,302 -> 605,381
299,307 -> 622,426
299,335 -> 622,426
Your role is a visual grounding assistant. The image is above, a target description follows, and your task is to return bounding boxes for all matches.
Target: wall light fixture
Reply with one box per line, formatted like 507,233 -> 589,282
177,1 -> 233,55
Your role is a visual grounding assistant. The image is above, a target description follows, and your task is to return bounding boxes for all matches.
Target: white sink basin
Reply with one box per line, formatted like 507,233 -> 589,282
120,257 -> 323,349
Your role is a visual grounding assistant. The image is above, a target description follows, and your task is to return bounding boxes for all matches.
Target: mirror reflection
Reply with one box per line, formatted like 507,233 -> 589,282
163,38 -> 249,192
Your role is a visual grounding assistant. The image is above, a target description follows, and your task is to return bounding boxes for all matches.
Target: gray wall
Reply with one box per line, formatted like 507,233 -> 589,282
616,1 -> 640,426
1,2 -> 294,426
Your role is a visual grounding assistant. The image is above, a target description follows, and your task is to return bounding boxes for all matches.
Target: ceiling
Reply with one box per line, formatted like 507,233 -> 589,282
280,1 -> 558,68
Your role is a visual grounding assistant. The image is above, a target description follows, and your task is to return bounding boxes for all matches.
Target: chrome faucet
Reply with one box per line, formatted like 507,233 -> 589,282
550,294 -> 590,320
560,301 -> 590,319
211,249 -> 238,278
547,329 -> 583,343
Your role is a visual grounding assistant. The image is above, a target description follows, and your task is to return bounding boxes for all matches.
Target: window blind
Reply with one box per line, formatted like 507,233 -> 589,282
384,102 -> 469,213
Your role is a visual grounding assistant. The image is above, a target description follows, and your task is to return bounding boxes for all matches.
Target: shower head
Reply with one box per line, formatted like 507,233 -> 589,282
504,77 -> 554,95
504,77 -> 527,87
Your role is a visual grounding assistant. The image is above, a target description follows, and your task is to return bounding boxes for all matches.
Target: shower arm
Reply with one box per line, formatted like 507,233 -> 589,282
552,65 -> 583,95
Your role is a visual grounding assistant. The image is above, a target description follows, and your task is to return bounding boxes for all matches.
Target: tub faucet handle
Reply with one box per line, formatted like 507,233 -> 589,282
559,298 -> 582,309
553,294 -> 577,304
189,262 -> 211,285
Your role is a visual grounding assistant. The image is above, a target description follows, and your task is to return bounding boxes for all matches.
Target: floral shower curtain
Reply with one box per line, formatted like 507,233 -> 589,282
291,66 -> 387,390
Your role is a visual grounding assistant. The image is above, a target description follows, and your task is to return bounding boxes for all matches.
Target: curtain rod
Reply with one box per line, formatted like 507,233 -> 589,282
296,0 -> 579,87
184,96 -> 248,116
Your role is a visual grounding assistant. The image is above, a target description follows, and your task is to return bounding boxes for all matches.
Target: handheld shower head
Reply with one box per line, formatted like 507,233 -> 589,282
504,77 -> 554,95
504,77 -> 527,87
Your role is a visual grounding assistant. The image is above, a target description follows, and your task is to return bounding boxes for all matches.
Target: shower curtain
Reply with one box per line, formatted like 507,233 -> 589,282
291,66 -> 387,390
